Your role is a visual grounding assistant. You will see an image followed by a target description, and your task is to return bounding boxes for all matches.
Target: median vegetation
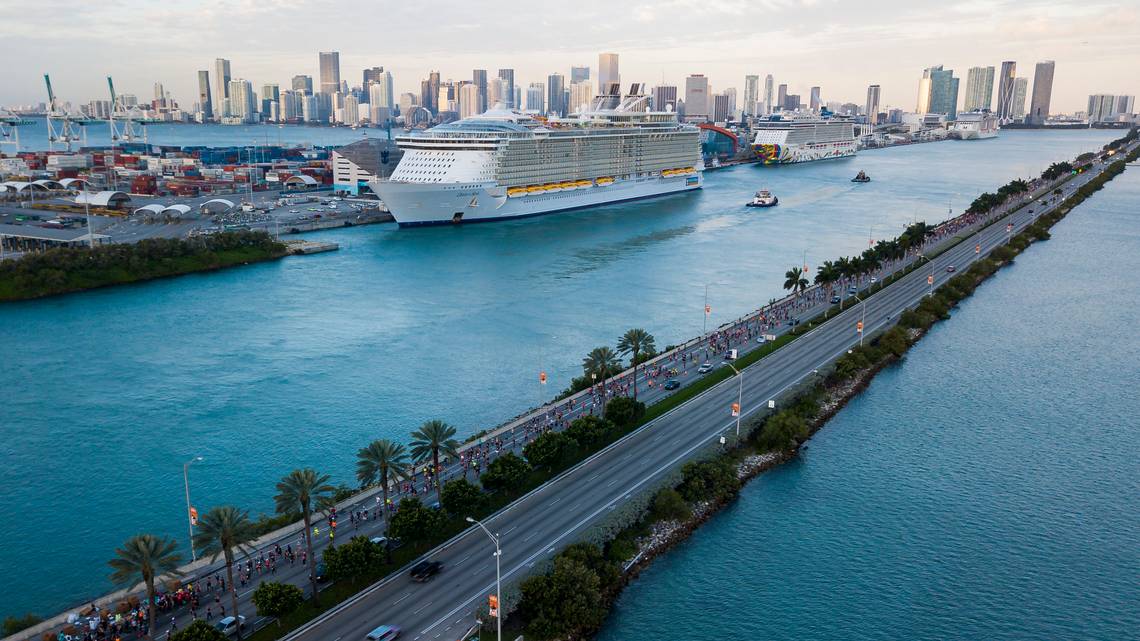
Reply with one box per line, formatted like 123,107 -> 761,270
0,230 -> 288,301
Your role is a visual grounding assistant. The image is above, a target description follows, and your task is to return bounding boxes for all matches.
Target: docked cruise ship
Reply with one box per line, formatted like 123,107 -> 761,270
371,84 -> 702,226
750,113 -> 858,164
949,111 -> 999,140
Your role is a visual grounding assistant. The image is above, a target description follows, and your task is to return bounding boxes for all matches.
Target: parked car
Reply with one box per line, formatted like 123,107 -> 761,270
410,560 -> 443,582
870,277 -> 878,284
365,624 -> 401,640
215,615 -> 245,637
663,379 -> 681,390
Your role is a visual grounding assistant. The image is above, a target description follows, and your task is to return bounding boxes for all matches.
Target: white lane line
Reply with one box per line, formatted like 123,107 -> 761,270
413,601 -> 433,615
393,593 -> 411,605
548,497 -> 561,506
503,525 -> 518,536
453,554 -> 471,567
607,479 -> 618,487
473,563 -> 488,575
570,503 -> 580,511
524,531 -> 538,542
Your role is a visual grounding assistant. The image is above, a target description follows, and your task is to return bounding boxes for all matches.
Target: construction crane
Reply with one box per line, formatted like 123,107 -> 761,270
0,110 -> 34,154
43,74 -> 96,152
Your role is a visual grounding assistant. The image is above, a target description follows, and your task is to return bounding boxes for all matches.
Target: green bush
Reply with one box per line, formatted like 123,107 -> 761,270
754,410 -> 809,451
523,431 -> 580,472
440,478 -> 486,518
387,498 -> 444,545
2,613 -> 43,637
518,556 -> 605,641
251,581 -> 304,623
322,535 -> 383,583
878,326 -> 911,358
677,460 -> 740,503
604,396 -> 646,428
171,619 -> 229,641
650,488 -> 692,522
564,415 -> 617,452
479,452 -> 531,495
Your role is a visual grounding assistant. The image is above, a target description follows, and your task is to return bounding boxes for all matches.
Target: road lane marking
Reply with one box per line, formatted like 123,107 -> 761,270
548,497 -> 560,506
524,531 -> 537,542
453,554 -> 471,567
607,479 -> 617,487
413,601 -> 433,615
474,563 -> 488,575
570,503 -> 580,511
503,525 -> 517,535
393,593 -> 411,605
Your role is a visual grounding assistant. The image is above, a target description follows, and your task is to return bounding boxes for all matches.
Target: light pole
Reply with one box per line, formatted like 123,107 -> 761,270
725,362 -> 743,440
183,456 -> 203,561
466,516 -> 501,641
852,293 -> 867,346
702,283 -> 710,337
917,255 -> 934,298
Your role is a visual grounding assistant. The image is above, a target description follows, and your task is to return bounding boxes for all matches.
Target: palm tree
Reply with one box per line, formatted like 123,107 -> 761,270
193,507 -> 256,639
783,266 -> 809,297
409,420 -> 460,507
616,328 -> 656,402
275,468 -> 335,604
108,534 -> 183,639
356,439 -> 410,542
582,346 -> 621,382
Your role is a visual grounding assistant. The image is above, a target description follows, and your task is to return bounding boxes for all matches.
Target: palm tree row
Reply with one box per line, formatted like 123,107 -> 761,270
578,328 -> 658,402
803,222 -> 935,294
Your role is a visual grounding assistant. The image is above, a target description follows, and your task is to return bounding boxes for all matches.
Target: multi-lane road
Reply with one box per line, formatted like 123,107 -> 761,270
274,155 -> 1130,641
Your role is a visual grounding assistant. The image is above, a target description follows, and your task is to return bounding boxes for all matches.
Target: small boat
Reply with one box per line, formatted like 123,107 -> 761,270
746,189 -> 779,207
852,170 -> 871,183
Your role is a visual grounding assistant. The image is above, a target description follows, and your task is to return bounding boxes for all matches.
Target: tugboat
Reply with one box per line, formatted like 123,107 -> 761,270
746,189 -> 779,207
851,170 -> 871,183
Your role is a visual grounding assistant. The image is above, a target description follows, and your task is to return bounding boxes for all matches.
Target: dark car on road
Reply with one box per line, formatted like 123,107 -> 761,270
315,562 -> 329,582
663,379 -> 681,390
946,265 -> 956,273
410,560 -> 442,582
787,318 -> 800,326
830,295 -> 841,304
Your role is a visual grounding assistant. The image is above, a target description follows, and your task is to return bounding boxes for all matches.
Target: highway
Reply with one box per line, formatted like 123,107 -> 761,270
274,155 -> 1130,641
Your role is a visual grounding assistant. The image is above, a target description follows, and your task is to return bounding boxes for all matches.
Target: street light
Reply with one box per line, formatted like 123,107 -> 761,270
851,293 -> 867,346
466,516 -> 501,641
183,456 -> 203,561
725,362 -> 744,440
916,255 -> 934,298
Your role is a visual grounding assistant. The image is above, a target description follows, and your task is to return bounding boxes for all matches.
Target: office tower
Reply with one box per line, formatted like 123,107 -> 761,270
526,82 -> 545,114
301,94 -> 318,122
292,75 -> 313,95
261,83 -> 279,118
497,69 -> 515,108
808,86 -> 821,112
197,70 -> 213,120
570,81 -> 594,113
281,91 -> 301,121
684,74 -> 709,121
723,87 -> 737,117
570,66 -> 590,84
1012,78 -> 1028,118
963,66 -> 995,112
865,84 -> 881,122
472,69 -> 488,113
743,75 -> 759,117
776,84 -> 787,111
487,77 -> 507,109
428,71 -> 441,114
713,93 -> 732,122
1028,61 -> 1055,125
784,94 -> 800,110
213,58 -> 231,119
917,65 -> 959,118
439,81 -> 457,114
1116,95 -> 1136,116
996,61 -> 1017,122
362,67 -> 385,103
598,52 -> 619,93
398,92 -> 418,116
547,73 -> 566,117
227,79 -> 257,123
652,85 -> 678,112
1087,95 -> 1115,122
341,94 -> 360,125
455,83 -> 478,119
763,74 -> 774,114
371,70 -> 394,109
319,51 -> 341,95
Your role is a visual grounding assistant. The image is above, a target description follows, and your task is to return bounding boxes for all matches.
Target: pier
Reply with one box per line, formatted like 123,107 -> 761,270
284,239 -> 339,254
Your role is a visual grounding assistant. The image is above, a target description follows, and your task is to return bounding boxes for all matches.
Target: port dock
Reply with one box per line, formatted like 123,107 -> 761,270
284,239 -> 339,255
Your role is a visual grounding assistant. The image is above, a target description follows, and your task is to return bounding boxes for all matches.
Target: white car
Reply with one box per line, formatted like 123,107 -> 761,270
215,615 -> 245,637
289,209 -> 299,214
756,336 -> 767,344
697,362 -> 714,374
870,277 -> 878,284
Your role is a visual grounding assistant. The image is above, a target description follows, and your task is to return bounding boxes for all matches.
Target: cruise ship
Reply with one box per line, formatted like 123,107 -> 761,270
371,84 -> 703,226
750,112 -> 858,164
949,111 -> 999,140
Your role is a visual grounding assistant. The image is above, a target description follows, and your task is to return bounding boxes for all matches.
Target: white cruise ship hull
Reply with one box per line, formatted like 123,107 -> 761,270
371,174 -> 703,227
752,139 -> 858,164
953,129 -> 998,140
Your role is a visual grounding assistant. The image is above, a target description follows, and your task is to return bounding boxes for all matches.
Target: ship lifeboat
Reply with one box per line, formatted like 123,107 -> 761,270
558,181 -> 577,190
543,183 -> 562,193
596,177 -> 614,186
507,187 -> 528,198
525,185 -> 544,194
575,180 -> 592,188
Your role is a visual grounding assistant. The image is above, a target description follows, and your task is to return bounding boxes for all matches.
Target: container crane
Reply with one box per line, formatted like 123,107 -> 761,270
107,76 -> 146,144
44,74 -> 97,151
0,110 -> 35,154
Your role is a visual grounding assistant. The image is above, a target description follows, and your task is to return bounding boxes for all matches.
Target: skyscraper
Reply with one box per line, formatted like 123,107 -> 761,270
652,85 -> 678,112
319,51 -> 341,95
197,70 -> 213,120
713,93 -> 732,122
472,69 -> 488,113
1028,60 -> 1055,125
1012,77 -> 1029,119
963,66 -> 995,112
598,53 -> 619,93
497,69 -> 515,108
372,70 -> 394,109
547,73 -> 566,117
996,61 -> 1017,122
570,81 -> 593,113
420,71 -> 441,114
362,67 -> 385,103
865,84 -> 881,123
458,83 -> 480,119
763,75 -> 774,114
526,83 -> 545,114
809,86 -> 821,112
776,84 -> 787,111
684,74 -> 709,121
292,75 -> 313,95
261,83 -> 279,117
743,75 -> 759,117
1087,94 -> 1117,123
227,79 -> 256,124
213,58 -> 231,120
917,65 -> 959,119
570,66 -> 590,84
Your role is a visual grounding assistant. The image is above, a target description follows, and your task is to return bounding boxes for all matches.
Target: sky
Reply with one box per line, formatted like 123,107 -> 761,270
1,0 -> 1138,113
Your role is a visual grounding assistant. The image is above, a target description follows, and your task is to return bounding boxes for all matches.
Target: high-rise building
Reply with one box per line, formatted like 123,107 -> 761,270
369,83 -> 391,124
472,69 -> 488,113
784,94 -> 800,111
547,73 -> 566,117
319,51 -> 341,95
439,81 -> 457,115
398,92 -> 418,117
865,84 -> 881,123
428,71 -> 441,114
497,69 -> 515,108
292,75 -> 313,95
996,61 -> 1017,122
763,75 -> 774,114
213,58 -> 231,120
598,52 -> 619,93
684,74 -> 709,122
713,93 -> 732,122
487,77 -> 507,109
342,94 -> 360,126
917,65 -> 959,119
458,83 -> 480,119
1012,77 -> 1028,119
1028,60 -> 1055,125
570,66 -> 590,84
776,84 -> 787,111
261,83 -> 279,118
197,70 -> 213,120
281,91 -> 302,121
570,81 -> 594,113
526,82 -> 545,114
361,67 -> 385,104
1115,95 -> 1136,116
963,66 -> 995,112
652,85 -> 678,112
809,86 -> 821,112
227,79 -> 257,124
743,75 -> 759,117
1087,94 -> 1116,123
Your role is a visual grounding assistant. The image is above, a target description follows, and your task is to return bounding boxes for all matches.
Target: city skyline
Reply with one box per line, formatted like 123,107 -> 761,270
1,0 -> 1136,113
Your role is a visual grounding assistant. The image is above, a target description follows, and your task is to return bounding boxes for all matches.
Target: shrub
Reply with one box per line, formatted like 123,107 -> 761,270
650,488 -> 691,522
251,581 -> 304,623
677,460 -> 740,503
524,431 -> 580,472
564,415 -> 617,452
2,614 -> 43,637
518,556 -> 605,641
479,452 -> 531,495
388,498 -> 444,545
604,396 -> 646,429
170,619 -> 228,641
322,535 -> 383,582
755,410 -> 809,451
440,478 -> 486,518
878,326 -> 911,358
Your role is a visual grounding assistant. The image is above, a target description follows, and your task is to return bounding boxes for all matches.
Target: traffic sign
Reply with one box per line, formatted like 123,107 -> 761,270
731,402 -> 740,417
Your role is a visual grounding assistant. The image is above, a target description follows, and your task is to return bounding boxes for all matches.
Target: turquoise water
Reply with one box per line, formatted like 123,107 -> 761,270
0,130 -> 1120,618
596,168 -> 1140,640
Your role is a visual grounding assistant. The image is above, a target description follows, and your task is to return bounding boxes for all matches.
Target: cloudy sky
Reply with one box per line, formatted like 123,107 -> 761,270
1,0 -> 1137,112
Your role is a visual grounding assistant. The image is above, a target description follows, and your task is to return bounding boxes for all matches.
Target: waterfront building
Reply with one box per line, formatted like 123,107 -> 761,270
917,65 -> 959,119
1028,61 -> 1055,125
784,94 -> 801,111
319,51 -> 341,96
332,138 -> 403,194
1012,78 -> 1028,118
743,75 -> 759,118
964,66 -> 995,112
369,81 -> 391,124
996,61 -> 1017,122
713,93 -> 732,123
1115,95 -> 1135,116
809,86 -> 821,112
362,67 -> 385,103
526,82 -> 545,114
398,92 -> 418,116
197,70 -> 213,120
652,85 -> 678,112
599,52 -> 619,93
570,81 -> 594,114
764,74 -> 774,114
777,83 -> 787,111
865,84 -> 881,123
548,73 -> 567,117
301,94 -> 319,122
213,58 -> 231,120
292,74 -> 313,95
281,90 -> 302,121
1087,94 -> 1136,123
226,79 -> 257,124
86,99 -> 112,119
473,69 -> 488,113
342,95 -> 361,126
685,74 -> 709,122
458,83 -> 480,119
570,66 -> 590,84
261,83 -> 279,119
497,69 -> 515,108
